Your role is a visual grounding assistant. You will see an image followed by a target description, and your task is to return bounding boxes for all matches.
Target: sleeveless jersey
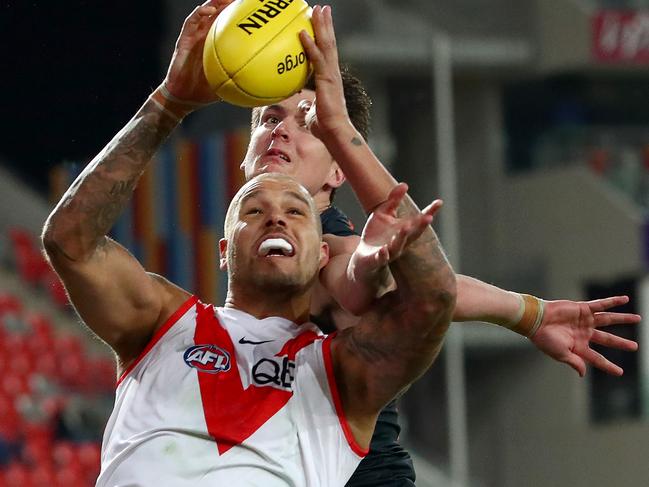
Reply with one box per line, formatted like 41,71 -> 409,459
320,206 -> 416,486
97,297 -> 366,487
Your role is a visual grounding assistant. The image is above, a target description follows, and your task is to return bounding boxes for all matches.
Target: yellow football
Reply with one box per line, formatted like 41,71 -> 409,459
203,0 -> 314,107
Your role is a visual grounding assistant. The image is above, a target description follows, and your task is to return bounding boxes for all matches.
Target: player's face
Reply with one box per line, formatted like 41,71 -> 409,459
223,176 -> 328,292
241,90 -> 341,199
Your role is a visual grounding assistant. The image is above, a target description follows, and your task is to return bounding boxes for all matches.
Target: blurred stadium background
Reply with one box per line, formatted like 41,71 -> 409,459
1,0 -> 649,485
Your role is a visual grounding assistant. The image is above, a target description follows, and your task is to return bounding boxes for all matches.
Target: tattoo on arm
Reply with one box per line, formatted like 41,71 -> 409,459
348,198 -> 454,361
351,137 -> 363,146
47,98 -> 178,259
391,199 -> 452,294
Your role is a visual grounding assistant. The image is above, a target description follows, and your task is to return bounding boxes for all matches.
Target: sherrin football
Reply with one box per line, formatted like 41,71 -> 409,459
203,0 -> 314,107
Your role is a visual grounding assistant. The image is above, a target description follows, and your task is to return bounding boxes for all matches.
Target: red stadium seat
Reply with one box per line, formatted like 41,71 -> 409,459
39,395 -> 64,420
0,396 -> 20,443
0,373 -> 30,398
2,336 -> 29,376
57,354 -> 86,389
42,270 -> 69,309
6,228 -> 69,309
29,464 -> 56,487
31,349 -> 57,379
77,441 -> 101,465
22,422 -> 54,449
7,352 -> 35,379
0,294 -> 22,317
26,333 -> 54,360
24,313 -> 54,339
22,438 -> 53,468
2,461 -> 32,487
94,357 -> 117,393
54,334 -> 84,358
7,228 -> 33,250
7,228 -> 51,288
52,441 -> 77,469
54,465 -> 85,487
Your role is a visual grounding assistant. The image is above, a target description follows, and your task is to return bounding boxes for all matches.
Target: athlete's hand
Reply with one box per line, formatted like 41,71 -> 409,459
348,184 -> 442,284
162,0 -> 233,106
299,5 -> 353,140
530,296 -> 640,377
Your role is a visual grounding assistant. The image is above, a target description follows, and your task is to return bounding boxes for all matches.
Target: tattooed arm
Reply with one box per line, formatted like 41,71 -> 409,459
41,2 -> 231,366
42,95 -> 189,365
331,186 -> 456,449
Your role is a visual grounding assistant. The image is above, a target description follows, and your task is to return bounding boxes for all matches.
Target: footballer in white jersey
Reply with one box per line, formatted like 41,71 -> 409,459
97,298 -> 366,487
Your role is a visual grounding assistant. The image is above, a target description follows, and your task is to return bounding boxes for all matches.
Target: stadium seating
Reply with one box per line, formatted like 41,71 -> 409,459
0,229 -> 113,486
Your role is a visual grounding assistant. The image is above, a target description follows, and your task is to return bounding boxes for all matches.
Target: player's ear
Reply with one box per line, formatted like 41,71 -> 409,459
218,238 -> 228,271
325,163 -> 345,190
319,241 -> 330,270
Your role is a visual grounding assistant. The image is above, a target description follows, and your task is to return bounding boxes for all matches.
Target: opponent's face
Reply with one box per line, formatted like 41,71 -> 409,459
241,90 -> 343,198
220,176 -> 328,292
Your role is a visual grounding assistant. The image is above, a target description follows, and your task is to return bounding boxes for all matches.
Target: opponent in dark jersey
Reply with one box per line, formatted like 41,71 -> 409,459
319,206 -> 416,487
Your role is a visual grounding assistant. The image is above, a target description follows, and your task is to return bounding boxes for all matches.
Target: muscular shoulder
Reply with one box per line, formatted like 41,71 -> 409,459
114,274 -> 191,369
148,273 -> 193,332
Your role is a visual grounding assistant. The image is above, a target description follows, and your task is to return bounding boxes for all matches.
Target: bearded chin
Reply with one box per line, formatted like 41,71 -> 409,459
255,273 -> 305,294
229,263 -> 318,297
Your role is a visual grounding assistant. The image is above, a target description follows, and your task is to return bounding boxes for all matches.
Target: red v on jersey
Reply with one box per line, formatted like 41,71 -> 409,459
194,302 -> 322,455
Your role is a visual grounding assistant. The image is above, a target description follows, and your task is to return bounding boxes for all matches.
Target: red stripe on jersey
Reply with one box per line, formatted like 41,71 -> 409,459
117,295 -> 198,387
276,329 -> 321,359
194,303 -> 321,455
322,334 -> 369,457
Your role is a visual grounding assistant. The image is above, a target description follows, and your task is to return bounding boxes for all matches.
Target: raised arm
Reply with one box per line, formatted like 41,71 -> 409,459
300,7 -> 406,214
455,276 -> 640,375
41,1 -> 231,365
321,244 -> 640,376
302,5 -> 640,381
330,185 -> 455,447
300,7 -> 456,446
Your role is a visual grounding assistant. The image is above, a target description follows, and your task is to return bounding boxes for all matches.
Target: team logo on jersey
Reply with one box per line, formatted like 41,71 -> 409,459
184,344 -> 231,374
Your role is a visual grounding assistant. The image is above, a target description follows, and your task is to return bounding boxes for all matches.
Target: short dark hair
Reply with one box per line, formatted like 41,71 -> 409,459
250,65 -> 372,140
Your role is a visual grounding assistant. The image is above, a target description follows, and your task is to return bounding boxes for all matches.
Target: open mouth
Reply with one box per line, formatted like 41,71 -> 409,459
258,237 -> 295,257
266,149 -> 290,163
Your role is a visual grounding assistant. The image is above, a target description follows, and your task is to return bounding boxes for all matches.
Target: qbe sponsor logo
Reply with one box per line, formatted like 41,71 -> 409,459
252,356 -> 295,390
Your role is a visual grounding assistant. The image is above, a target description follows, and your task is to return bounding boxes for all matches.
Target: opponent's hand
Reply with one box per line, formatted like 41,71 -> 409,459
348,184 -> 442,284
530,296 -> 640,377
163,0 -> 233,106
299,5 -> 353,140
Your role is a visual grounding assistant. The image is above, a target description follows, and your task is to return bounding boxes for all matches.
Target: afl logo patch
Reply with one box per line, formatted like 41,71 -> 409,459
183,345 -> 231,374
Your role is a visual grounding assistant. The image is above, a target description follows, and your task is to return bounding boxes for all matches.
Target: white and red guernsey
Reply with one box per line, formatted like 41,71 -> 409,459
96,296 -> 367,487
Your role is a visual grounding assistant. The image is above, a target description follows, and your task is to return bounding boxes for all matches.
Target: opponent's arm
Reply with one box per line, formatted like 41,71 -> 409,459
41,2 -> 230,364
455,276 -> 640,375
319,236 -> 640,376
303,6 -> 435,315
300,6 -> 408,214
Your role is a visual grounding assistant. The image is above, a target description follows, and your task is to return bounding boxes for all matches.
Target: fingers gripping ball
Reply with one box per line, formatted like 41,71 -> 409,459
203,0 -> 314,107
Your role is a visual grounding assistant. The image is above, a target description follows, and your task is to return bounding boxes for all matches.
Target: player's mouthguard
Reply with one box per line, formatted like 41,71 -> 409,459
259,238 -> 294,256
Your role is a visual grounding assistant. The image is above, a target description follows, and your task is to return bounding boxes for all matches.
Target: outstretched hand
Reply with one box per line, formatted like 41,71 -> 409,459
348,184 -> 442,284
163,0 -> 233,105
530,296 -> 640,377
299,5 -> 352,140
